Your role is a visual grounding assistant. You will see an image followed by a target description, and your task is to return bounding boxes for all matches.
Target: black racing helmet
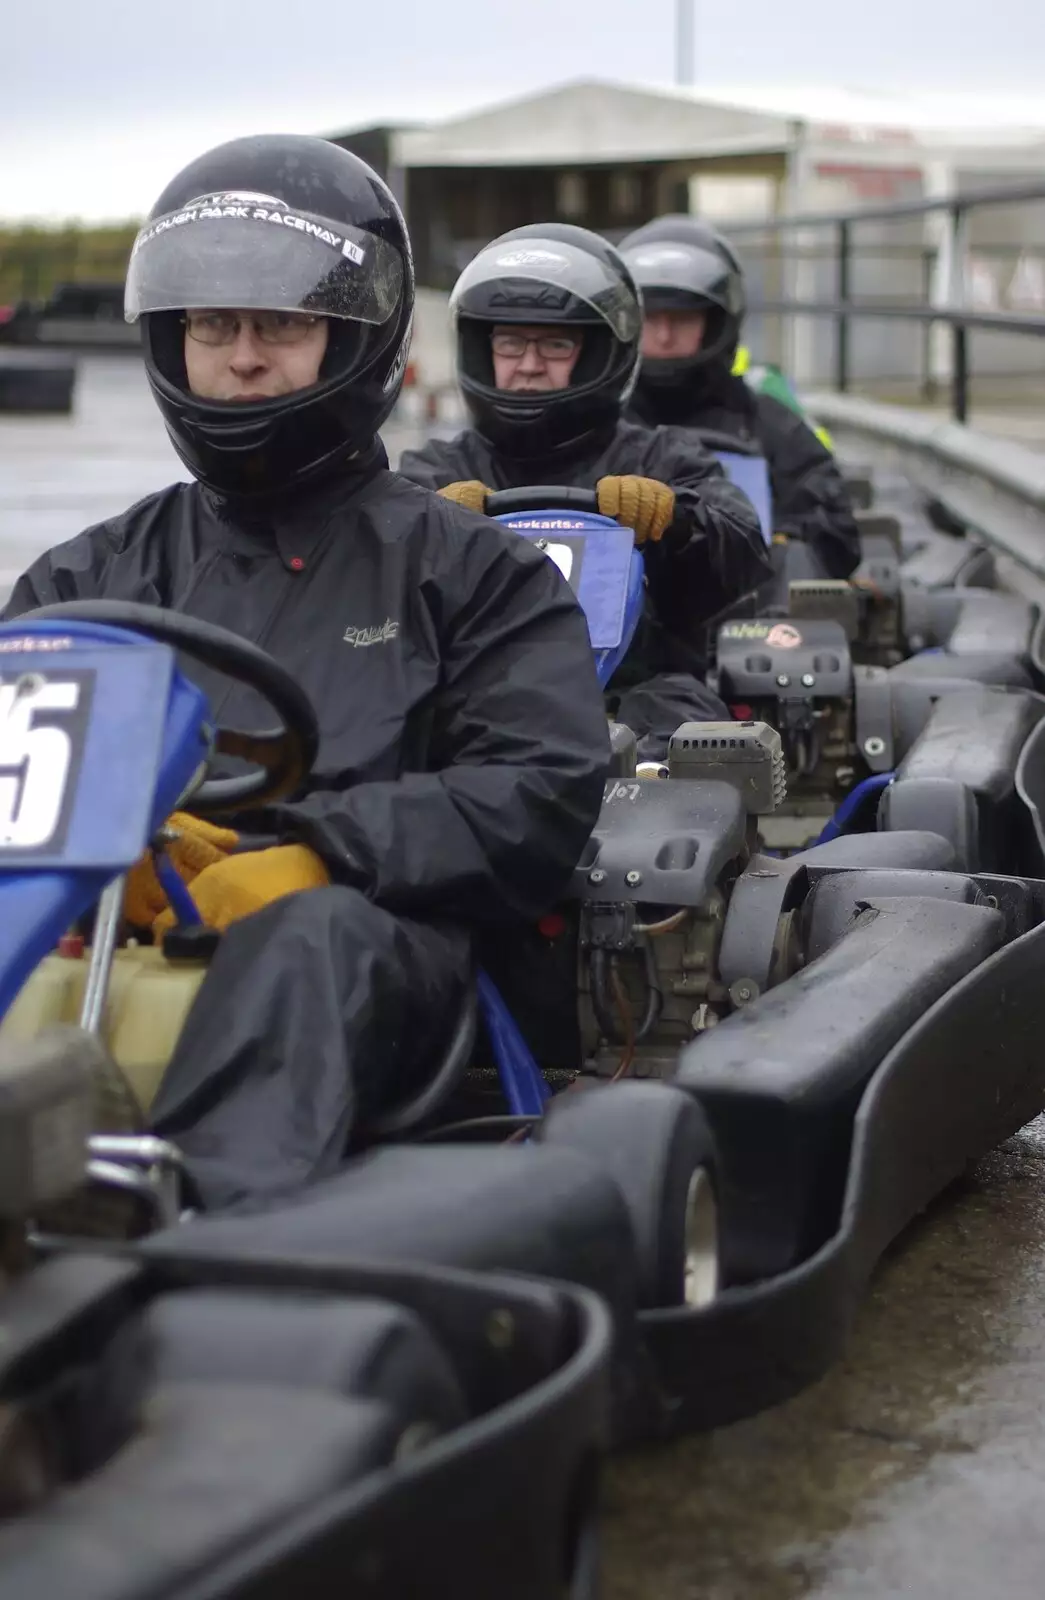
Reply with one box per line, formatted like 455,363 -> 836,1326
450,222 -> 642,459
622,214 -> 745,279
125,134 -> 414,498
620,215 -> 746,396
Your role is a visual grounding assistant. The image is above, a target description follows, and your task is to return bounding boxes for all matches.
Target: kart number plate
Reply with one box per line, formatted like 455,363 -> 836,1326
503,518 -> 637,649
0,668 -> 94,855
0,637 -> 176,871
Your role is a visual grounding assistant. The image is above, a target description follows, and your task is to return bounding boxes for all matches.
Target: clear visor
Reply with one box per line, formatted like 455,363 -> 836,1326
624,241 -> 730,302
125,194 -> 404,326
451,238 -> 641,343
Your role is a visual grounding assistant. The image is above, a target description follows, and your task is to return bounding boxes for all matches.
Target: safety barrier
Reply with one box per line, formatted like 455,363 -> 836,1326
728,178 -> 1045,423
805,390 -> 1045,592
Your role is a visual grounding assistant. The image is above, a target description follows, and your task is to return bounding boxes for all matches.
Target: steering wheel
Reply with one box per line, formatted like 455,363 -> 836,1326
484,486 -> 600,515
687,428 -> 762,458
22,600 -> 319,813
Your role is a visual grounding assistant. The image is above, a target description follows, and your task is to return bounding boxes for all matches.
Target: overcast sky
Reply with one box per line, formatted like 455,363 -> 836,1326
1,0 -> 1042,220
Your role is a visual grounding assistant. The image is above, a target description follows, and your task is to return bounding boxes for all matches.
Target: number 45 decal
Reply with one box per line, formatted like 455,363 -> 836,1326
0,675 -> 82,850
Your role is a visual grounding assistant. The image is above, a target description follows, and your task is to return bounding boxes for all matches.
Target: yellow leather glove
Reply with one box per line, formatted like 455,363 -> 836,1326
124,812 -> 240,928
437,480 -> 493,515
153,844 -> 331,935
596,475 -> 676,545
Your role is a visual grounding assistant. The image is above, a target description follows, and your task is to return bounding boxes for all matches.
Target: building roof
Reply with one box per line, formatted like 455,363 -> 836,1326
391,80 -> 795,168
385,78 -> 1045,170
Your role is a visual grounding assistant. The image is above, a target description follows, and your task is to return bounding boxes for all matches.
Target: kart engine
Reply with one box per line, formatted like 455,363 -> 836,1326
575,721 -> 798,1077
708,553 -> 1037,851
708,614 -> 878,849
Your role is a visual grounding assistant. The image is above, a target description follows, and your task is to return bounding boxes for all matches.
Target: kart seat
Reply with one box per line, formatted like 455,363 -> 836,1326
367,978 -> 479,1141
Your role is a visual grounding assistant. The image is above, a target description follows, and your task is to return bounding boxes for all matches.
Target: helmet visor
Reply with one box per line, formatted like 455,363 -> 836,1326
452,238 -> 640,343
125,192 -> 404,326
624,241 -> 737,313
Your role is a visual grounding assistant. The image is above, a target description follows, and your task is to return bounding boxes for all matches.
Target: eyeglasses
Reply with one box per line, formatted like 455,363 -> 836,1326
183,310 -> 323,346
490,331 -> 580,360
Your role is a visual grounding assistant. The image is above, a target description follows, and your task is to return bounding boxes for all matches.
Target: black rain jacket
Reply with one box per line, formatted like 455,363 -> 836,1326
3,443 -> 611,926
629,371 -> 861,579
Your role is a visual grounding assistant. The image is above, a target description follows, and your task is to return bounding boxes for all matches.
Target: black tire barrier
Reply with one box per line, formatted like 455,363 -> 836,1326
0,354 -> 76,416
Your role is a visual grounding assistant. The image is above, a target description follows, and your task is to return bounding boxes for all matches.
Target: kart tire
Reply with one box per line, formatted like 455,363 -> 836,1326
537,1082 -> 719,1310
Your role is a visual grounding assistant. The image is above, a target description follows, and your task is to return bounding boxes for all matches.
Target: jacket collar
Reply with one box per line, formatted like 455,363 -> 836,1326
201,439 -> 389,570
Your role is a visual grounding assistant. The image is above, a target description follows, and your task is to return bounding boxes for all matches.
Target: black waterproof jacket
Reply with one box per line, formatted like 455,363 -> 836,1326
3,443 -> 610,925
629,372 -> 860,579
398,418 -> 771,677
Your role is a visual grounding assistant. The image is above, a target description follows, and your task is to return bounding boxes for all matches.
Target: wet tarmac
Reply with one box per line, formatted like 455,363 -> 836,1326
607,1119 -> 1045,1598
0,349 -> 428,595
5,352 -> 1045,1598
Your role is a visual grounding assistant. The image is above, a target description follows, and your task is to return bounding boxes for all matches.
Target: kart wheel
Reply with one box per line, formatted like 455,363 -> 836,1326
537,1082 -> 719,1310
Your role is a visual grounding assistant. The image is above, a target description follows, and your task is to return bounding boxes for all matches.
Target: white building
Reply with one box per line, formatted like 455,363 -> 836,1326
331,79 -> 1045,390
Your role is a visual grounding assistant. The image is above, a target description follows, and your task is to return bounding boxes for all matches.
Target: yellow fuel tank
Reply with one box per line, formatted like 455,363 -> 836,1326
0,943 -> 206,1113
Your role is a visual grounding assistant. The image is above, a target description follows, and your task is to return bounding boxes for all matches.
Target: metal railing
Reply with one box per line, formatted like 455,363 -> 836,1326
724,179 -> 1045,423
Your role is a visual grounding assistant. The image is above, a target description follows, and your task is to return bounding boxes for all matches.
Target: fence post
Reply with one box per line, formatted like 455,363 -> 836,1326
948,202 -> 970,422
952,323 -> 969,423
921,247 -> 937,401
835,219 -> 851,392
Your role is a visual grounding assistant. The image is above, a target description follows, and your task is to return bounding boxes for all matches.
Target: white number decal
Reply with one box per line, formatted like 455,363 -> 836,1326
605,781 -> 641,803
0,677 -> 80,848
544,542 -> 575,584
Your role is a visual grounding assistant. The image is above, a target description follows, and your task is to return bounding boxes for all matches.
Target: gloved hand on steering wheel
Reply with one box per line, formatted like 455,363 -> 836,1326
596,476 -> 676,545
127,814 -> 332,936
153,844 -> 331,935
437,481 -> 494,515
124,812 -> 240,928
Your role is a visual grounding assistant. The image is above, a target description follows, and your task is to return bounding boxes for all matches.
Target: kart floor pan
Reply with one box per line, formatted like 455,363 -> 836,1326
640,914 -> 1045,1436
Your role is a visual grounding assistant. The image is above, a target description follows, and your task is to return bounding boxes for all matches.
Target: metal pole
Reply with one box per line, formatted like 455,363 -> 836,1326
675,0 -> 695,86
836,220 -> 851,392
921,247 -> 937,401
952,323 -> 969,423
79,876 -> 125,1036
948,201 -> 969,421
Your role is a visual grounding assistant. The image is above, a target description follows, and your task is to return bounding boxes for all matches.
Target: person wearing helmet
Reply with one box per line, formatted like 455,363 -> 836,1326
620,215 -> 861,579
2,137 -> 611,1210
397,223 -> 770,760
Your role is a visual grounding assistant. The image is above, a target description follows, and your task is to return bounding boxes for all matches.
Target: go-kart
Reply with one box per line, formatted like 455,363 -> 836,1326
683,431 -> 1045,852
6,465 -> 1045,1468
0,608 -> 612,1599
156,483 -> 1045,1440
338,483 -> 1045,1435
